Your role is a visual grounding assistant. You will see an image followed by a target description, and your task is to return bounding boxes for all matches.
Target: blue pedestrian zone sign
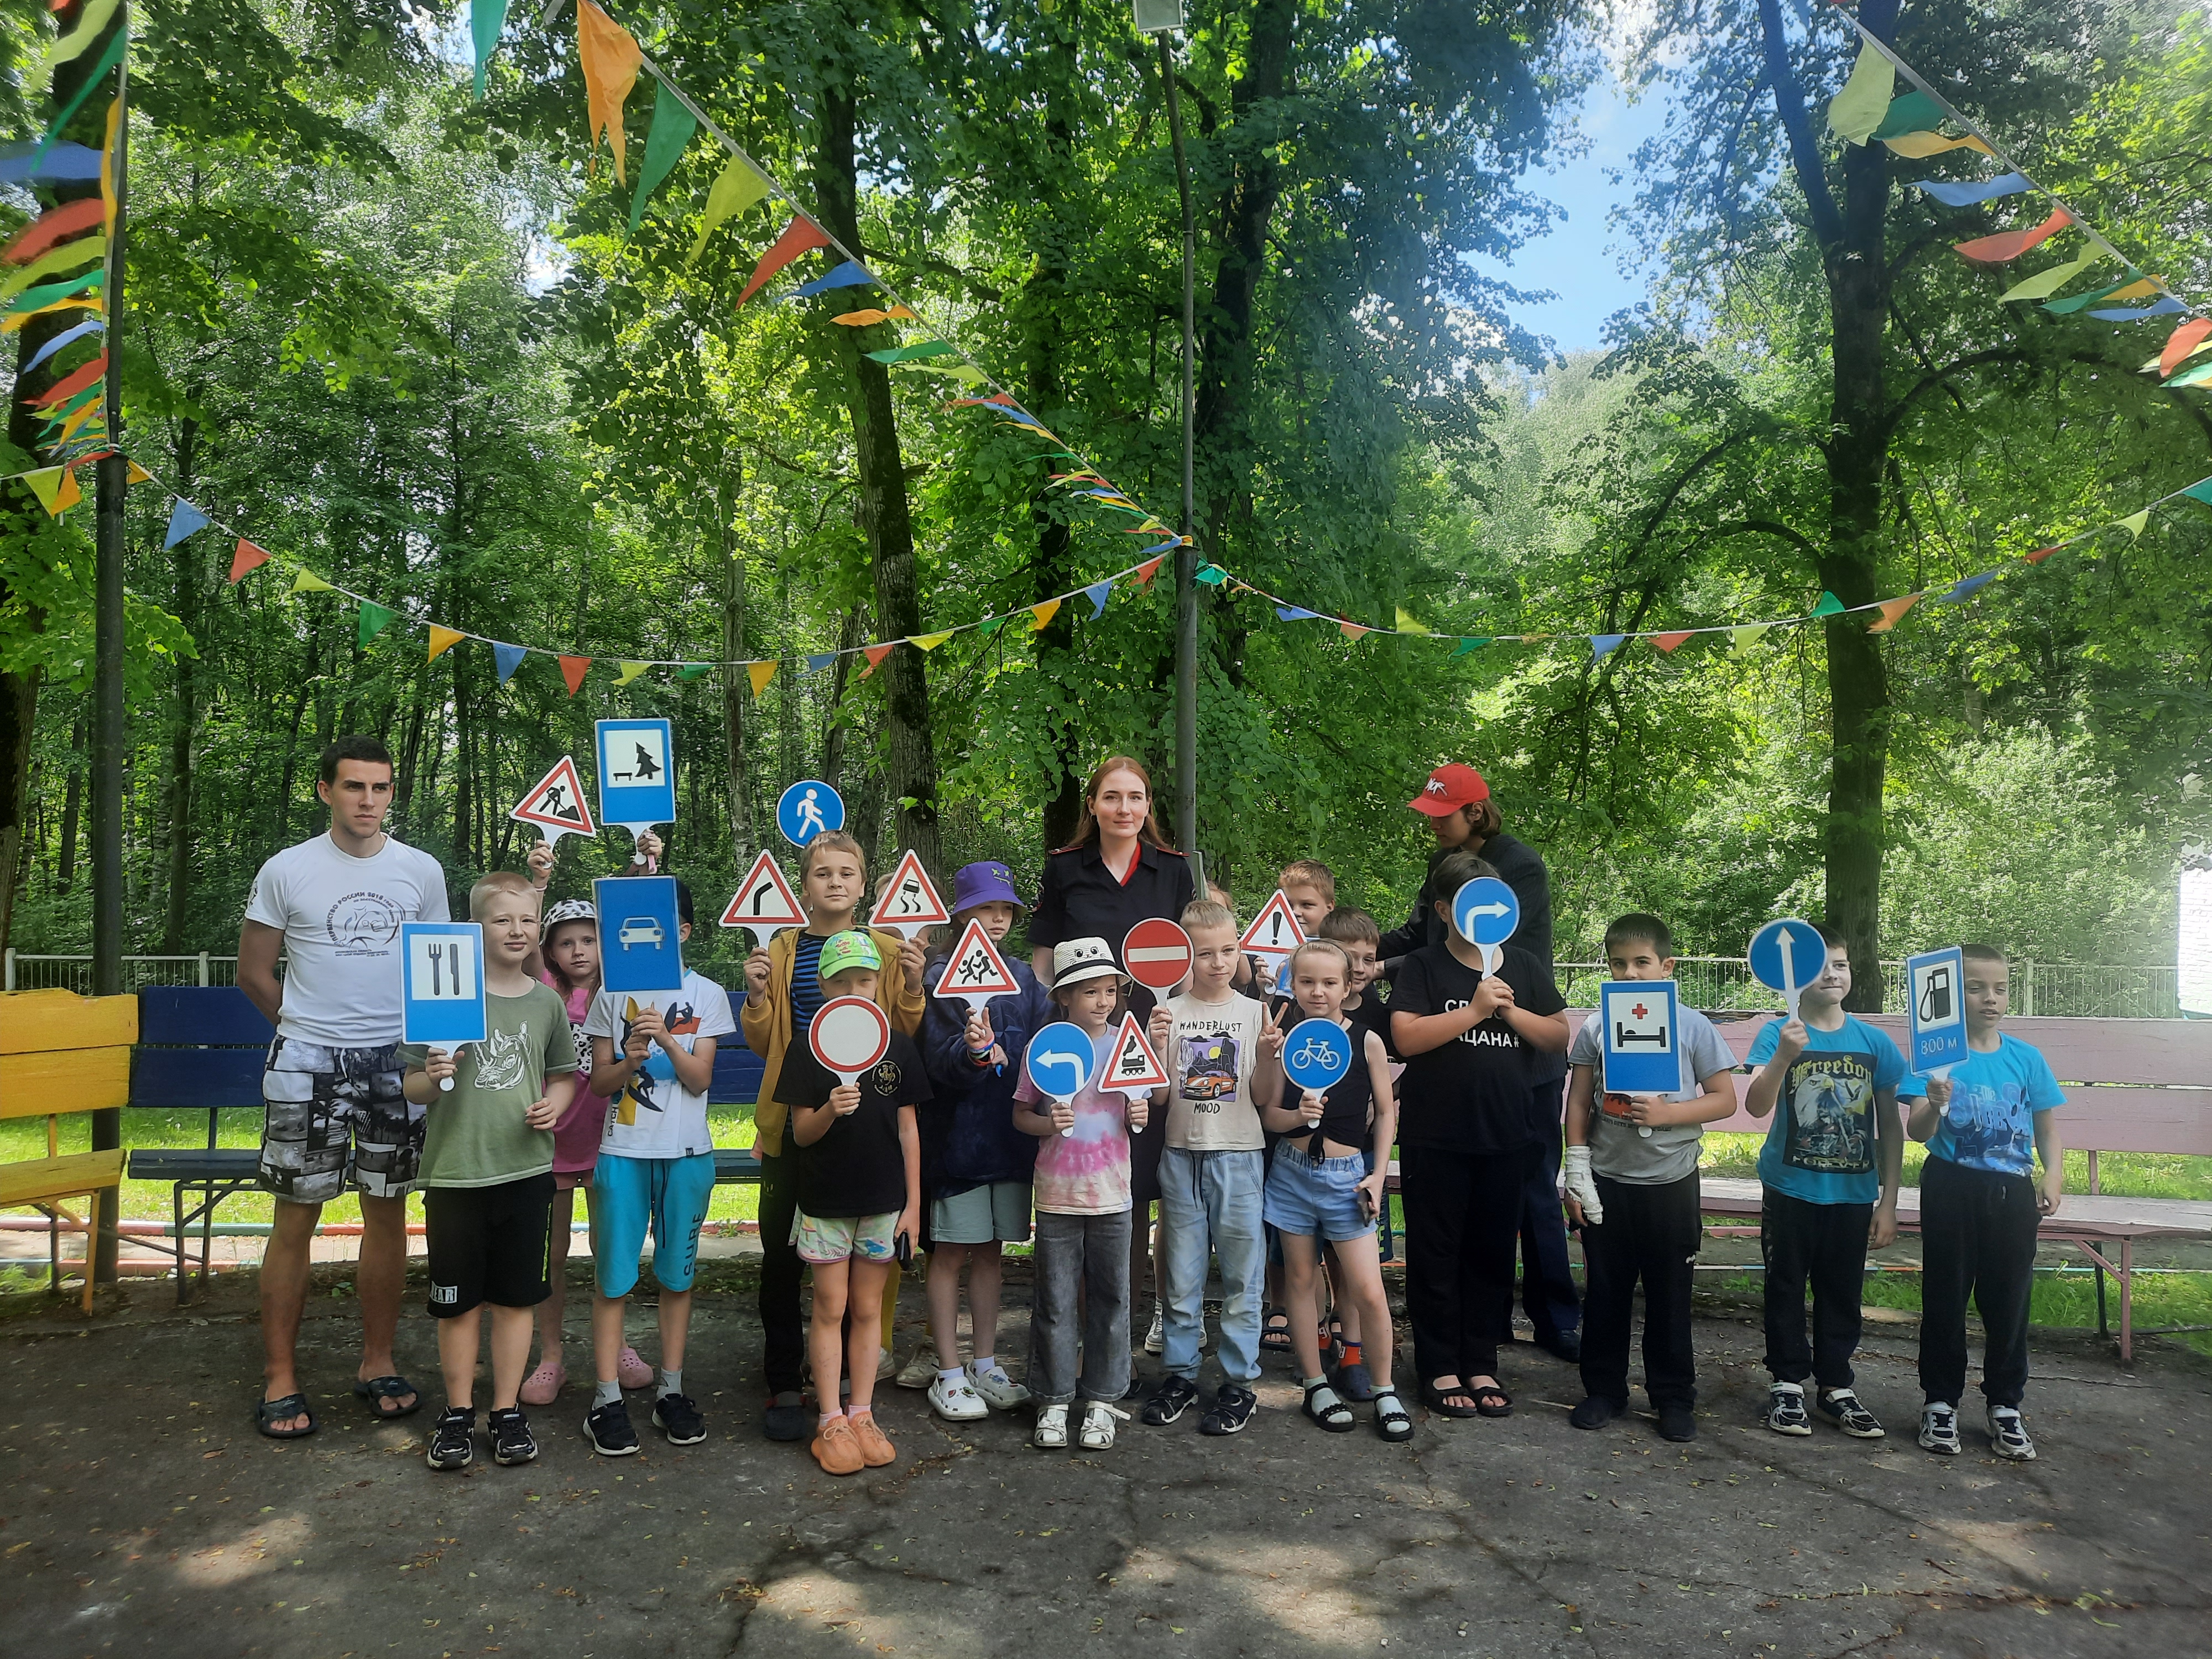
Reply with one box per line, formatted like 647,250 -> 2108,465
596,875 -> 685,994
1599,979 -> 1680,1096
1906,946 -> 1969,1078
1282,1018 -> 1354,1095
400,922 -> 488,1048
1025,1021 -> 1099,1103
1748,917 -> 1827,1009
776,779 -> 846,848
596,718 -> 676,831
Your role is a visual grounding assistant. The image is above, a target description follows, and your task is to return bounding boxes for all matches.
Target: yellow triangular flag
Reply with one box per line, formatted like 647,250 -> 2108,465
909,629 -> 954,650
1394,607 -> 1430,635
1827,40 -> 1895,145
1998,247 -> 2101,303
747,659 -> 777,696
20,466 -> 66,512
2103,276 -> 2162,303
1029,600 -> 1061,632
428,625 -> 467,661
126,460 -> 152,484
1880,131 -> 1993,159
615,660 -> 650,685
49,467 -> 81,513
291,568 -> 335,594
1729,623 -> 1772,657
2113,509 -> 2150,539
687,155 -> 773,264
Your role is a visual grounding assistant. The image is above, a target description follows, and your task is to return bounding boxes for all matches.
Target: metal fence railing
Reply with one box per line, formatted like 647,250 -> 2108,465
3,951 -> 241,993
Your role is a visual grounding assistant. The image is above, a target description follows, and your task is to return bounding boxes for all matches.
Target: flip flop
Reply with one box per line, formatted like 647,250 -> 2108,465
353,1375 -> 422,1420
256,1393 -> 317,1439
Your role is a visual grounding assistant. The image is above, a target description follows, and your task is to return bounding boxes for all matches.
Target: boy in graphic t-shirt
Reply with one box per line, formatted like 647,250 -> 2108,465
1139,899 -> 1284,1438
1907,945 -> 2064,1463
580,880 -> 735,1457
1744,924 -> 1925,1441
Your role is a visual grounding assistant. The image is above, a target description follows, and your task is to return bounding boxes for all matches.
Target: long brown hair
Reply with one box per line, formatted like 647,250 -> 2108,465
1067,755 -> 1176,852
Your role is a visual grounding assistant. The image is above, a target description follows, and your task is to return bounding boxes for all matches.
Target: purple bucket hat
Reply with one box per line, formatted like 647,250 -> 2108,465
951,860 -> 1025,915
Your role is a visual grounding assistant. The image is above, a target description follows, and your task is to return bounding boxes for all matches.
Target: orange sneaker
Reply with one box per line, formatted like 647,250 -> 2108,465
811,1415 -> 864,1477
848,1411 -> 896,1468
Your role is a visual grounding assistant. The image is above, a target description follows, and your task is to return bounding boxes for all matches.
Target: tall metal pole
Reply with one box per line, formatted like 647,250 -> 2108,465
88,29 -> 129,1286
1159,36 -> 1198,858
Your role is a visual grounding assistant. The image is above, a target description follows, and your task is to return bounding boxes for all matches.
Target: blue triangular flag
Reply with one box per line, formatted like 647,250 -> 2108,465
1591,633 -> 1627,661
1085,581 -> 1113,619
2087,296 -> 2187,321
23,317 -> 103,375
1934,571 -> 1998,604
805,651 -> 838,674
1275,605 -> 1318,622
0,140 -> 101,182
1138,539 -> 1181,557
790,260 -> 874,298
163,499 -> 211,549
1911,171 -> 2030,207
493,641 -> 528,685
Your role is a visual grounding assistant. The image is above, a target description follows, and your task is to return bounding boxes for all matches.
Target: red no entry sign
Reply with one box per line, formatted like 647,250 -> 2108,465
1122,918 -> 1193,991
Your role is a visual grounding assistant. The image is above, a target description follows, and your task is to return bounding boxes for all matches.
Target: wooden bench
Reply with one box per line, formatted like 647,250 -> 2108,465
1,989 -> 135,1312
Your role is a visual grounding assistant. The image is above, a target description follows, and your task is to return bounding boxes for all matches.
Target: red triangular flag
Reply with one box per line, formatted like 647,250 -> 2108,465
737,217 -> 831,307
228,538 -> 268,582
2022,545 -> 2060,565
28,353 -> 107,410
859,640 -> 897,680
1952,208 -> 2069,265
2160,317 -> 2212,378
559,654 -> 592,694
1133,555 -> 1166,587
1650,630 -> 1694,653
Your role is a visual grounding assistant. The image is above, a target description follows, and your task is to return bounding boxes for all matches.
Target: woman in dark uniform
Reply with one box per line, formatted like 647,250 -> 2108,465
1029,755 -> 1196,1370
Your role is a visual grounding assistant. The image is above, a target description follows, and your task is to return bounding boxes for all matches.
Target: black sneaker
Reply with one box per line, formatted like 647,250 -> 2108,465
426,1406 -> 474,1471
1569,1395 -> 1621,1431
653,1391 -> 707,1446
1197,1384 -> 1258,1437
585,1398 -> 640,1457
1141,1374 -> 1201,1427
1656,1401 -> 1697,1443
488,1407 -> 538,1465
1538,1329 -> 1582,1363
763,1391 -> 810,1443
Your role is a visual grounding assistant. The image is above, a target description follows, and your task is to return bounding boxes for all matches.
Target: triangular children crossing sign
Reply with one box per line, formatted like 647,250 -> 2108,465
870,849 -> 951,938
720,849 -> 808,936
510,755 -> 596,843
1104,1012 -> 1170,1098
1238,889 -> 1307,961
933,917 -> 1020,1009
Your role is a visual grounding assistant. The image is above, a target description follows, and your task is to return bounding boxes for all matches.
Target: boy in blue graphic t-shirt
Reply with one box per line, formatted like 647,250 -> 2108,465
1907,944 -> 2064,1463
1744,925 -> 1925,1442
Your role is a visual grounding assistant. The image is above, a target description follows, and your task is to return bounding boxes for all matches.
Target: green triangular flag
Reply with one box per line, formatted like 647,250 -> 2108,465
2111,509 -> 2150,539
358,602 -> 396,645
2043,275 -> 2137,316
1809,591 -> 1845,618
1999,247 -> 2101,304
978,614 -> 1009,637
629,85 -> 700,234
1869,90 -> 1942,141
1194,564 -> 1228,586
864,340 -> 957,366
676,662 -> 714,680
2179,478 -> 2212,507
1826,39 -> 1895,145
1451,637 -> 1490,657
470,0 -> 509,97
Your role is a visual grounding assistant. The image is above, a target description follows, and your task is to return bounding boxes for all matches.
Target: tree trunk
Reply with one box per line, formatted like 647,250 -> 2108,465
813,80 -> 941,877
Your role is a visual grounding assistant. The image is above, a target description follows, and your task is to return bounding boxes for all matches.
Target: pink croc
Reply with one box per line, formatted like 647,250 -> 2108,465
617,1346 -> 654,1391
519,1360 -> 566,1407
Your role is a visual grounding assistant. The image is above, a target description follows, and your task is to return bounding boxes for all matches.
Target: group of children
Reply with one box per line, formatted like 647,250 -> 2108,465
398,832 -> 2068,1474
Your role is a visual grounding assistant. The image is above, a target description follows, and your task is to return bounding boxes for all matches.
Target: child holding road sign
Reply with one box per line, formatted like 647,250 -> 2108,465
1257,938 -> 1410,1442
1907,945 -> 2065,1462
1744,924 -> 1924,1441
1559,914 -> 1738,1443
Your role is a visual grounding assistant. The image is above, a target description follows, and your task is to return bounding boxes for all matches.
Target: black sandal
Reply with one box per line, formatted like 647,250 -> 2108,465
256,1393 -> 317,1439
353,1375 -> 422,1420
1260,1308 -> 1293,1355
1471,1381 -> 1513,1418
1420,1379 -> 1481,1418
1373,1386 -> 1413,1442
1302,1380 -> 1356,1434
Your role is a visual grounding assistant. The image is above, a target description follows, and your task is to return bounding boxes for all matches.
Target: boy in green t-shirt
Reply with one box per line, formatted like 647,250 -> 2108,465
402,872 -> 578,1472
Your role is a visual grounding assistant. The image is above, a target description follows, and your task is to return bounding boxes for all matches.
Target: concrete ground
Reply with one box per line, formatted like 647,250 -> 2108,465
3,1255 -> 2208,1659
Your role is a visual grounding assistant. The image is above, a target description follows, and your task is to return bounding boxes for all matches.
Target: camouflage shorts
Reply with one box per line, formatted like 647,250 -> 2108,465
258,1036 -> 423,1204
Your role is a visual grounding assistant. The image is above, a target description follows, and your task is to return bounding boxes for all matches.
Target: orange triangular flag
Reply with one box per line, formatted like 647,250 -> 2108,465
1650,630 -> 1694,653
428,625 -> 467,661
2022,545 -> 2060,565
228,538 -> 268,582
1133,555 -> 1166,587
1339,619 -> 1371,642
559,655 -> 592,694
577,0 -> 643,184
1029,598 -> 1061,631
2161,317 -> 2212,378
50,467 -> 80,512
738,217 -> 831,307
747,659 -> 777,696
1953,208 -> 2069,265
1866,594 -> 1920,633
859,640 -> 896,680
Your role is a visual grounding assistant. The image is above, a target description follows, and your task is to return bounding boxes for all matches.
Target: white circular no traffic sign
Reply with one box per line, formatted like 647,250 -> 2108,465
810,995 -> 891,1081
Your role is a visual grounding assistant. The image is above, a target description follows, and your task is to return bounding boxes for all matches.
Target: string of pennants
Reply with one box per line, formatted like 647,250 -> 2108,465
1823,12 -> 2212,387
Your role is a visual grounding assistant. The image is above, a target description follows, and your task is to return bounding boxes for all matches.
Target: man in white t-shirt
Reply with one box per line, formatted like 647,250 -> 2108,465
237,737 -> 449,1439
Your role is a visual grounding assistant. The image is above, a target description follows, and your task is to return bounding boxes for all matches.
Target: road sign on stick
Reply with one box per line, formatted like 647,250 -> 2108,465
720,850 -> 807,938
776,779 -> 845,848
871,850 -> 951,938
1906,946 -> 1969,1083
597,875 -> 685,994
400,922 -> 488,1090
510,755 -> 596,844
1749,917 -> 1826,1018
1026,1021 -> 1099,1136
1451,877 -> 1520,972
811,995 -> 892,1084
935,919 -> 1021,1010
1122,918 -> 1193,992
1238,891 -> 1306,963
1600,979 -> 1681,1102
597,719 -> 676,834
1103,1013 -> 1170,1103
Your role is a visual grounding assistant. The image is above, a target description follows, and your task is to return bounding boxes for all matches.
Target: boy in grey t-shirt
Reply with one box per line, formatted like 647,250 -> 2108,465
1559,914 -> 1739,1442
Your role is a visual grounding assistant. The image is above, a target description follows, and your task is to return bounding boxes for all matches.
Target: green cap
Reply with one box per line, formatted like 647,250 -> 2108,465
816,930 -> 882,988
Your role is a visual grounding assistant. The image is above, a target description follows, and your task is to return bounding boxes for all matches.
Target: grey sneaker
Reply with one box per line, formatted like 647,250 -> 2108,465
896,1342 -> 942,1390
1818,1387 -> 1885,1439
1142,1303 -> 1165,1355
1765,1383 -> 1812,1437
966,1361 -> 1031,1412
1918,1401 -> 1961,1455
1986,1404 -> 2037,1461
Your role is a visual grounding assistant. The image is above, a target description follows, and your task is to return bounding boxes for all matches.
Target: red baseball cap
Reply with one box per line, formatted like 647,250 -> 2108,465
1410,763 -> 1490,816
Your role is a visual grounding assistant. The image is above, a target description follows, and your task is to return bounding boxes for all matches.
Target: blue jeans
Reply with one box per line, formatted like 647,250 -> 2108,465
1157,1146 -> 1266,1384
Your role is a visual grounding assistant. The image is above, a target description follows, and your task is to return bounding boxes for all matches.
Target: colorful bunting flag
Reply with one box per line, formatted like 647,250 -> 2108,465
3,197 -> 103,265
1195,565 -> 1228,586
1339,620 -> 1371,643
1934,571 -> 1997,604
978,615 -> 1008,637
688,155 -> 773,264
126,460 -> 149,484
628,85 -> 699,233
2180,478 -> 2212,506
1868,90 -> 1942,141
1912,172 -> 2030,208
866,339 -> 955,364
2168,358 -> 2212,389
470,0 -> 508,97
748,660 -> 777,695
1650,630 -> 1694,653
1997,248 -> 2101,303
1,240 -> 109,307
161,498 -> 208,549
860,641 -> 895,678
676,662 -> 713,680
560,655 -> 592,694
429,625 -> 467,661
27,348 -> 105,408
1729,623 -> 1772,656
1866,594 -> 1919,633
48,467 -> 80,512
33,0 -> 122,94
791,260 -> 874,298
1590,633 -> 1626,661
577,0 -> 643,182
1810,591 -> 1845,618
833,306 -> 917,326
2022,546 -> 2060,565
1085,580 -> 1112,618
1954,208 -> 2069,265
1451,637 -> 1490,656
1395,607 -> 1430,634
804,651 -> 837,672
2160,319 -> 2212,377
1274,604 -> 1318,621
0,140 -> 101,185
29,26 -> 124,168
1133,555 -> 1166,586
229,539 -> 267,582
20,315 -> 101,374
2088,297 -> 2187,322
1881,130 -> 1994,159
291,568 -> 334,594
1029,599 -> 1061,632
1826,39 -> 1895,145
614,659 -> 649,684
19,465 -> 67,513
738,217 -> 831,307
2043,276 -> 2136,316
358,602 -> 395,644
909,629 -> 953,651
493,641 -> 528,684
2112,509 -> 2150,539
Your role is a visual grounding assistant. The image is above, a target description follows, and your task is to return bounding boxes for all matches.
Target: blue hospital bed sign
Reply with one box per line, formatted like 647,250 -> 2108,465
400,924 -> 489,1084
596,718 -> 677,833
1599,979 -> 1681,1097
595,875 -> 685,994
1906,946 -> 1969,1078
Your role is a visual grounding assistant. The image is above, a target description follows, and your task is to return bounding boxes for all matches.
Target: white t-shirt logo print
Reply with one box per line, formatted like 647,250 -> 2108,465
326,890 -> 405,952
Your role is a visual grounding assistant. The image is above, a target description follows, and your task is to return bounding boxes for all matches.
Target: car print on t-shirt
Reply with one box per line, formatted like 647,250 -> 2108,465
1178,1032 -> 1241,1106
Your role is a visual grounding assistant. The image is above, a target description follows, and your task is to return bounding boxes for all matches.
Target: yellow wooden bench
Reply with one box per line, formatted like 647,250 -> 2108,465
1,988 -> 135,1312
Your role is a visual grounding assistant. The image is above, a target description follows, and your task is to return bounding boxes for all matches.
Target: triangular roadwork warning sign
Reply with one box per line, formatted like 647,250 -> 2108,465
933,918 -> 1020,1005
510,755 -> 596,842
1103,1012 -> 1170,1095
870,849 -> 951,937
1238,889 -> 1307,958
720,849 -> 808,934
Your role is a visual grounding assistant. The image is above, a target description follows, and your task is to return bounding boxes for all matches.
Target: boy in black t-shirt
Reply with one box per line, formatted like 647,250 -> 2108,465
1389,852 -> 1569,1421
775,932 -> 929,1477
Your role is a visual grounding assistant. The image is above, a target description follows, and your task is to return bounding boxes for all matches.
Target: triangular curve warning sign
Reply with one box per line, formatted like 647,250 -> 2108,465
720,849 -> 808,934
1104,1012 -> 1170,1095
511,755 -> 596,842
933,917 -> 1020,1005
870,849 -> 951,937
1238,889 -> 1307,958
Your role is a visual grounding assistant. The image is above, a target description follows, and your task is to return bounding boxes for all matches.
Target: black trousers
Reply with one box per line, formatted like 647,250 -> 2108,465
1918,1155 -> 2039,1408
1761,1188 -> 1871,1389
1402,1142 -> 1537,1385
758,1140 -> 805,1396
1579,1171 -> 1701,1408
1508,1077 -> 1581,1341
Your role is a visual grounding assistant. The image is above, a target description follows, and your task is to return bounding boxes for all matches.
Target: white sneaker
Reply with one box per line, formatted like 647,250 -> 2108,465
895,1342 -> 942,1390
927,1372 -> 989,1422
967,1361 -> 1031,1411
875,1347 -> 899,1383
1918,1401 -> 1961,1455
1143,1303 -> 1165,1355
1986,1404 -> 2037,1462
1078,1400 -> 1129,1450
1032,1403 -> 1069,1449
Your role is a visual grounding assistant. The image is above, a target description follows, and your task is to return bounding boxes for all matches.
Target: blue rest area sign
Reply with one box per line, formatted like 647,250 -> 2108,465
1282,1018 -> 1354,1095
1599,979 -> 1680,1096
776,779 -> 846,848
1748,917 -> 1826,1013
400,922 -> 488,1048
596,718 -> 676,832
596,875 -> 685,994
1906,946 -> 1969,1077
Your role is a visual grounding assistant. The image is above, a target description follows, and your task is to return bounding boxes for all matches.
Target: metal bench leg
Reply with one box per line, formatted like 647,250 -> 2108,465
2119,1240 -> 2133,1364
81,1190 -> 97,1314
2093,1250 -> 2108,1340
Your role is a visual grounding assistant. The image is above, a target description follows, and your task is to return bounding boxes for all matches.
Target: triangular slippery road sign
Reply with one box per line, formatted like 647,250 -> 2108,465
871,849 -> 951,937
